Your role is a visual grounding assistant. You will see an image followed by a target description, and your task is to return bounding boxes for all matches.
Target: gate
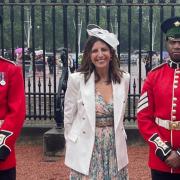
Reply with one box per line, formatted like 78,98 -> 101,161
0,0 -> 179,126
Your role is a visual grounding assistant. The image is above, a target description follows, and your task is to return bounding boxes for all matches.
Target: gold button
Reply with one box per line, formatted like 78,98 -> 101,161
172,123 -> 177,129
175,75 -> 179,79
172,116 -> 176,120
173,103 -> 177,107
173,97 -> 177,101
174,85 -> 178,88
174,80 -> 179,84
172,110 -> 176,114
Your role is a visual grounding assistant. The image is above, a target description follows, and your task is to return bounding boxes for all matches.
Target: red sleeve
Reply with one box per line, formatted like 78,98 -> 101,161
137,72 -> 158,141
137,72 -> 172,161
0,66 -> 25,150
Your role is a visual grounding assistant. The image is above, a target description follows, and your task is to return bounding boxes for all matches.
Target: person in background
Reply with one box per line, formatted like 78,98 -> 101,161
144,55 -> 151,75
151,52 -> 160,68
137,16 -> 180,180
47,55 -> 55,74
16,52 -> 22,65
24,49 -> 32,74
60,48 -> 68,68
64,24 -> 130,179
68,54 -> 75,73
136,56 -> 147,86
35,54 -> 44,76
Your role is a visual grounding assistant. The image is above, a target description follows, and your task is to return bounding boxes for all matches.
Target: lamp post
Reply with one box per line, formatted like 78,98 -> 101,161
78,19 -> 82,54
73,11 -> 82,54
36,25 -> 40,49
24,8 -> 31,48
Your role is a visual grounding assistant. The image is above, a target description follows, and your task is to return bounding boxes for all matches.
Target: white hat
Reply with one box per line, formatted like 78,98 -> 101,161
87,24 -> 119,50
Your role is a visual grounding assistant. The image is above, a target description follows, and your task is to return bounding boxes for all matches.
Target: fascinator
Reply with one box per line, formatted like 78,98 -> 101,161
87,24 -> 119,50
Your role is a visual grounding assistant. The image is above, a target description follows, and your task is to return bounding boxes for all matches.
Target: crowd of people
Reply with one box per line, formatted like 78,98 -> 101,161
1,46 -> 162,80
2,48 -> 70,76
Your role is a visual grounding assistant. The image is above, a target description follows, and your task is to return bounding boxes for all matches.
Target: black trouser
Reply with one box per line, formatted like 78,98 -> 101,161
0,167 -> 16,180
151,169 -> 180,180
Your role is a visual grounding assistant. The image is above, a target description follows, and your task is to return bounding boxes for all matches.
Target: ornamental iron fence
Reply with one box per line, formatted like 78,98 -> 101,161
0,0 -> 179,126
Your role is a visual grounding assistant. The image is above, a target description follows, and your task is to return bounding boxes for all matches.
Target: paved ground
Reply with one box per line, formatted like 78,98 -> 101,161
16,143 -> 151,180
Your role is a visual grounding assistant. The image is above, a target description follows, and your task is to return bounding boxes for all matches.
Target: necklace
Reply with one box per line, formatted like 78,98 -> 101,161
99,80 -> 109,84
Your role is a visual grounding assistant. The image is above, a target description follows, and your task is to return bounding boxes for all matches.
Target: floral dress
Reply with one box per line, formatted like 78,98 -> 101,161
70,90 -> 128,180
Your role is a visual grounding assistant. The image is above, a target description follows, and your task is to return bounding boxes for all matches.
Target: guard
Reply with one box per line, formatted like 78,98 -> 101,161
137,16 -> 180,180
0,16 -> 25,180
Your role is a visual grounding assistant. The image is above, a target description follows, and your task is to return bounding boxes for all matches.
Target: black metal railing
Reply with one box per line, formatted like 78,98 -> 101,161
0,0 -> 179,125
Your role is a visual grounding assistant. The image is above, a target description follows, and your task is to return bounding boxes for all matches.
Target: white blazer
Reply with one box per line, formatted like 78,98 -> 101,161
64,71 -> 130,175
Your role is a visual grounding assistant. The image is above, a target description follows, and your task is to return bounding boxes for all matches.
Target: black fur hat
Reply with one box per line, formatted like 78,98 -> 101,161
161,16 -> 180,40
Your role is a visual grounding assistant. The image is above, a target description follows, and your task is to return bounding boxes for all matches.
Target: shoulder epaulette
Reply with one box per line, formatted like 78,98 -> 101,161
0,56 -> 16,65
151,63 -> 167,72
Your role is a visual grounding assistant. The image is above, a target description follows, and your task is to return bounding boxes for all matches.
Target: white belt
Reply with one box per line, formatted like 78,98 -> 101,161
155,117 -> 180,130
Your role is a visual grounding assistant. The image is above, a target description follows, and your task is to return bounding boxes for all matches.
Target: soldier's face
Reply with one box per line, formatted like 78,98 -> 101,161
166,40 -> 180,62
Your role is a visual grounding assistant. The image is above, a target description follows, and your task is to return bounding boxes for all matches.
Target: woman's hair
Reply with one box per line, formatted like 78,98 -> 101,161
78,36 -> 124,84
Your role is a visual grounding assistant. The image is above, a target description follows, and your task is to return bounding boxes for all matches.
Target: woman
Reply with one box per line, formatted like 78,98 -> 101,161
64,24 -> 130,179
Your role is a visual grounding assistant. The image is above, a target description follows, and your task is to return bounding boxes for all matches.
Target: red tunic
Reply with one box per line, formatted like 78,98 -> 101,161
0,57 -> 25,170
137,62 -> 180,173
